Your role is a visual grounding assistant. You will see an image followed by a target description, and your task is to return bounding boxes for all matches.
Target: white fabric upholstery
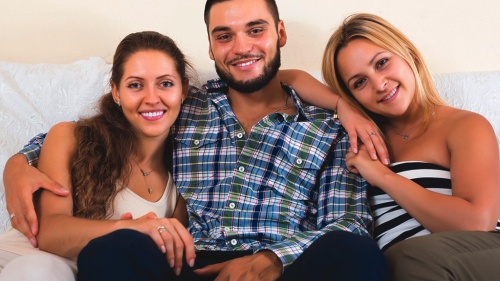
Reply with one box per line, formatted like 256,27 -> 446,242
0,57 -> 499,232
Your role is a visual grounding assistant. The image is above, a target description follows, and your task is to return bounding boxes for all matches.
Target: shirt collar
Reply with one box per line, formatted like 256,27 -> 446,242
203,78 -> 315,122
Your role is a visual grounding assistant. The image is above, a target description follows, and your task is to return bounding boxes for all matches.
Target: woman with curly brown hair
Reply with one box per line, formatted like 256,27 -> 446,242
0,31 -> 196,280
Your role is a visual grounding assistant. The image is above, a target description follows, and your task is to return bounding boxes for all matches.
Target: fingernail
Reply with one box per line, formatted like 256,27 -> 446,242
372,153 -> 377,159
29,238 -> 37,247
170,259 -> 175,268
175,268 -> 181,276
384,158 -> 390,165
161,245 -> 166,254
189,259 -> 195,267
353,148 -> 358,154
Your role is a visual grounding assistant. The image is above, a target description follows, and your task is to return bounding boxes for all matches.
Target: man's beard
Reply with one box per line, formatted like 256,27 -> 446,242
214,45 -> 281,94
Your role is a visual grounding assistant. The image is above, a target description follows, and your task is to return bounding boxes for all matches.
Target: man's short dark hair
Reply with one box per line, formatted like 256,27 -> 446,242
204,0 -> 280,27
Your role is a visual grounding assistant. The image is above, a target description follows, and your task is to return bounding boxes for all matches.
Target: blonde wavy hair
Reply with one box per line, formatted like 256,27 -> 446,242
322,13 -> 446,128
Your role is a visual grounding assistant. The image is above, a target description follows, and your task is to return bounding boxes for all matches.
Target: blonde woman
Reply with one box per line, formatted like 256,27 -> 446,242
282,13 -> 500,281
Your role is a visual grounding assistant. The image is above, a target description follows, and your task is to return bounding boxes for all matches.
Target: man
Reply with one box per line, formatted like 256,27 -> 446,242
4,0 -> 388,280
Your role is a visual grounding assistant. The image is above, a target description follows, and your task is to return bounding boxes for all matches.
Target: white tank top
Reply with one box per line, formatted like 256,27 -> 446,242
109,172 -> 179,219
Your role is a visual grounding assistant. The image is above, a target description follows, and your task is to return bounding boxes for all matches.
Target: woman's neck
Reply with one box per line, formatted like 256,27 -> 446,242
133,137 -> 167,169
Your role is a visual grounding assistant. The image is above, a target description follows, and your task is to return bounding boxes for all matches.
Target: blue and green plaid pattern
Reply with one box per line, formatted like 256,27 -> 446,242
172,80 -> 372,267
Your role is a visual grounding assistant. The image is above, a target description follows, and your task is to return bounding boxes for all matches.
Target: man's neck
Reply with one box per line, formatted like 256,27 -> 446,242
226,76 -> 297,135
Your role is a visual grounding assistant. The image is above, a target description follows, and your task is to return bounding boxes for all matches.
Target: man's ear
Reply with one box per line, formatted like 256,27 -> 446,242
277,20 -> 287,47
208,45 -> 215,61
182,78 -> 189,100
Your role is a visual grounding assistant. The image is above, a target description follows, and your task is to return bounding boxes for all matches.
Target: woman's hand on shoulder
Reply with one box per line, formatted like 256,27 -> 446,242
278,69 -> 390,163
337,98 -> 390,165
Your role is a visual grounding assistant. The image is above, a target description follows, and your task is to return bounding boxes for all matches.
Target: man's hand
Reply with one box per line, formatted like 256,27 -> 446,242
194,251 -> 282,281
3,154 -> 69,247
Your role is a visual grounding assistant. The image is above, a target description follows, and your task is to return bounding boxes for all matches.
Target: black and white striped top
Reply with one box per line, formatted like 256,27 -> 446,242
368,161 -> 500,252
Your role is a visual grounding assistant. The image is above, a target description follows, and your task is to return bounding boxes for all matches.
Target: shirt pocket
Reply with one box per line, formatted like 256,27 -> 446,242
174,128 -> 233,197
262,136 -> 328,201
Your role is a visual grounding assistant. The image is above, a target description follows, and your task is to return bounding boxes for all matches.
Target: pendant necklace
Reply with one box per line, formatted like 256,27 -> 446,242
390,125 -> 419,140
133,160 -> 154,194
389,112 -> 435,140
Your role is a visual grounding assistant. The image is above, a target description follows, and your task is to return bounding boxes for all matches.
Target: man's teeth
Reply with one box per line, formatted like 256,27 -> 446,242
237,60 -> 255,67
142,111 -> 163,117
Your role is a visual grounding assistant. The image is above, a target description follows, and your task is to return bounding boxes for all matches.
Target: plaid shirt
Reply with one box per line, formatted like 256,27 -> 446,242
172,79 -> 372,268
20,79 -> 372,268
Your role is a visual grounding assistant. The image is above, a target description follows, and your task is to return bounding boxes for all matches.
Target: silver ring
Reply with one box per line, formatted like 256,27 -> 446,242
9,213 -> 15,220
370,132 -> 376,136
157,226 -> 167,234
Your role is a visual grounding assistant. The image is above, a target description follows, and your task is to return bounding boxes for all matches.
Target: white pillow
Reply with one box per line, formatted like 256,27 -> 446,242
0,57 -> 111,231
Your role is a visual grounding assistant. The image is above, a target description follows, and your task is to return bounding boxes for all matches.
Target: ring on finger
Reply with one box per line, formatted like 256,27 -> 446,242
157,225 -> 167,234
370,131 -> 376,136
9,213 -> 15,220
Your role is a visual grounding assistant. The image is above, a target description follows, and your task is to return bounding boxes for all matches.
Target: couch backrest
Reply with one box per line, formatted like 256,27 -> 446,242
0,57 -> 499,232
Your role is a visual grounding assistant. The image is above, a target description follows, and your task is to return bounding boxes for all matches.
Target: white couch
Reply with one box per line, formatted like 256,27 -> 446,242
0,57 -> 499,233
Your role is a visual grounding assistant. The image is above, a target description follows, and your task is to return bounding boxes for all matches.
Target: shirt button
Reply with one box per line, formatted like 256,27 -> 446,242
229,202 -> 236,209
296,158 -> 303,165
224,226 -> 230,231
238,166 -> 245,172
230,239 -> 238,246
193,140 -> 200,145
236,133 -> 243,139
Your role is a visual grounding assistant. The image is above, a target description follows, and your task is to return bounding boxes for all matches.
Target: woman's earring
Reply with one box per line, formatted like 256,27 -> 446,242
115,100 -> 121,107
181,99 -> 184,105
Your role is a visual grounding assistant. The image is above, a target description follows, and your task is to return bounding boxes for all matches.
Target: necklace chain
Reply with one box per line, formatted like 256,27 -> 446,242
390,126 -> 419,140
388,111 -> 435,140
273,93 -> 290,113
132,160 -> 153,194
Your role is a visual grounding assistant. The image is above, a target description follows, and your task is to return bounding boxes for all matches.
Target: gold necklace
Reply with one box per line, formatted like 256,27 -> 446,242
132,160 -> 153,194
388,112 -> 435,140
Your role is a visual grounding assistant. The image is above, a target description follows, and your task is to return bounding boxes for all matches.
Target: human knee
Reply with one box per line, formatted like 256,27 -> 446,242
314,231 -> 386,265
0,254 -> 75,281
384,236 -> 449,281
310,231 -> 388,280
78,229 -> 152,268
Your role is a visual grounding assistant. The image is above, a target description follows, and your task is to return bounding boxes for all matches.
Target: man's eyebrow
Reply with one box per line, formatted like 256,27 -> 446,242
247,19 -> 269,27
211,26 -> 230,35
211,19 -> 270,35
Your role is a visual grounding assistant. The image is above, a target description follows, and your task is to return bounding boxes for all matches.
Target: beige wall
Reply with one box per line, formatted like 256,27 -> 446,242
1,0 -> 499,74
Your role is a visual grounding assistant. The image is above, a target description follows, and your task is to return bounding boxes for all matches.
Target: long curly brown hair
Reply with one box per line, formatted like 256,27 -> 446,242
71,31 -> 193,219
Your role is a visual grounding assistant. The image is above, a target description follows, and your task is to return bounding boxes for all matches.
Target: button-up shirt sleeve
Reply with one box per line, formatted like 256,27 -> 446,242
17,133 -> 47,166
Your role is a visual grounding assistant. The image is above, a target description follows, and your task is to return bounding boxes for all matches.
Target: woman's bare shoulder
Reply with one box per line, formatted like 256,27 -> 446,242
440,106 -> 497,148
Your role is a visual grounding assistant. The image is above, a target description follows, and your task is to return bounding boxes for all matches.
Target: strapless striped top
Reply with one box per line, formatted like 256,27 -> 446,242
368,161 -> 500,251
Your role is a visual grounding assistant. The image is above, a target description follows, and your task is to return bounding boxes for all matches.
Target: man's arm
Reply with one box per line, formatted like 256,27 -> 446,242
279,69 -> 390,165
3,133 -> 69,247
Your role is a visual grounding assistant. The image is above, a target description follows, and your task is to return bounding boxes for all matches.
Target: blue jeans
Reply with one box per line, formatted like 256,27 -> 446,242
77,229 -> 388,281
